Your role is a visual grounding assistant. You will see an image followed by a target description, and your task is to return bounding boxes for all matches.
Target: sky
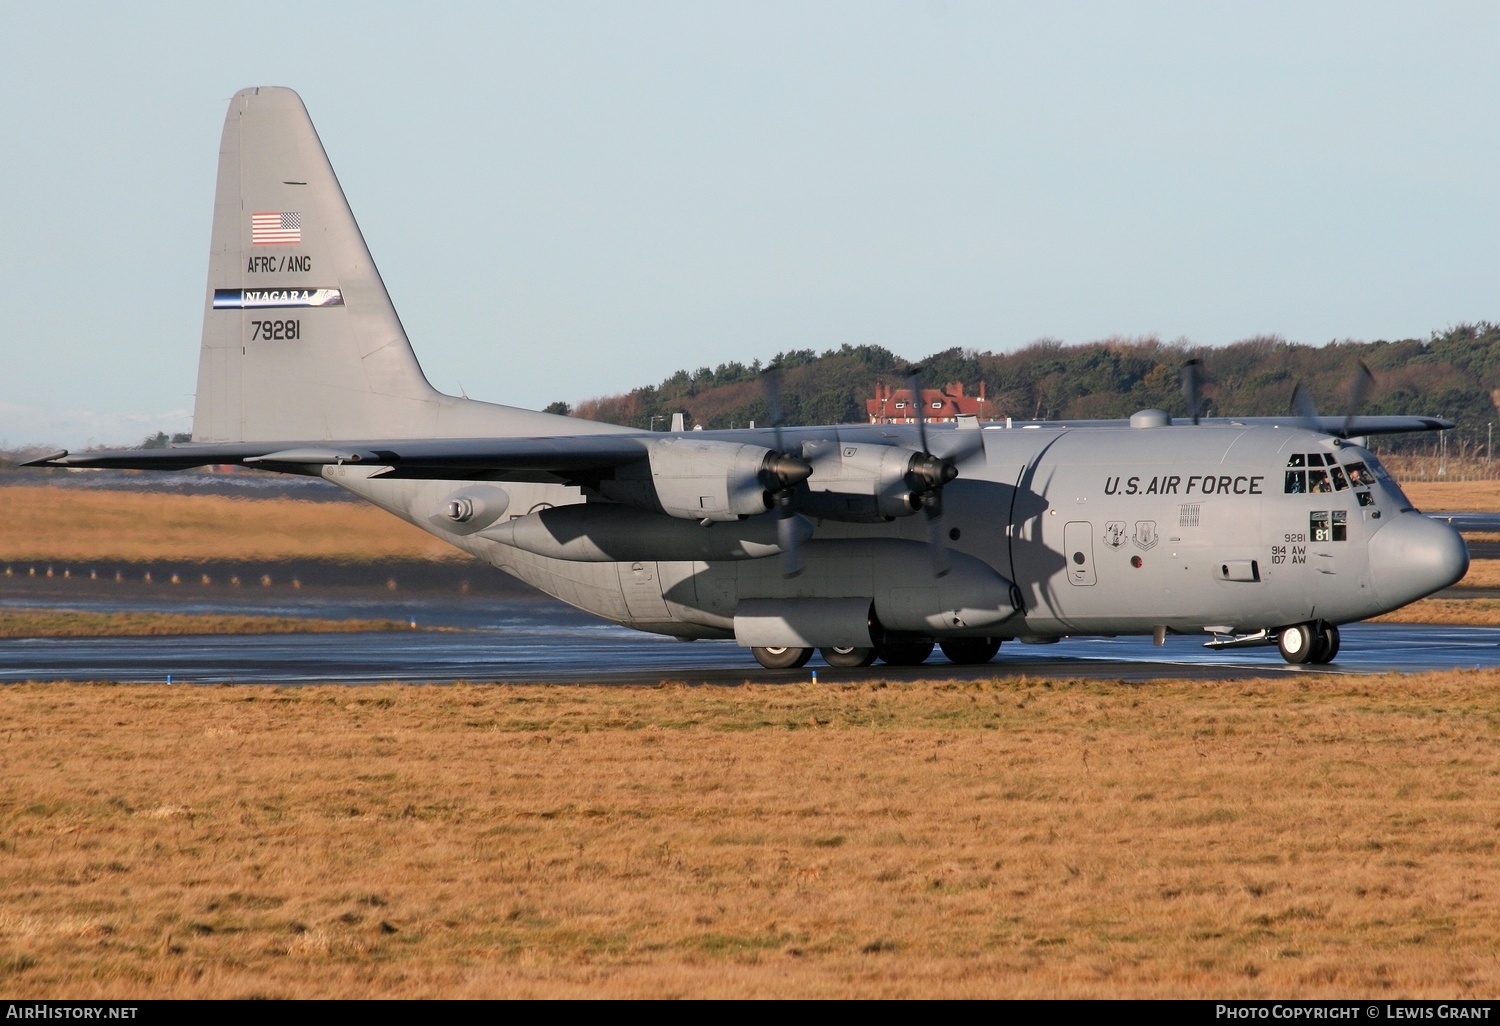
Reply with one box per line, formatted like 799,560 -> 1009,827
3,2 -> 1500,448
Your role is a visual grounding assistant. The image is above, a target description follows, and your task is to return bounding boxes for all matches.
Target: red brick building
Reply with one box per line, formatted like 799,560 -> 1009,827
866,381 -> 990,424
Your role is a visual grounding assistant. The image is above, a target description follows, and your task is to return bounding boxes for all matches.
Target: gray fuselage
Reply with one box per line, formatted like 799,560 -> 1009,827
325,420 -> 1468,646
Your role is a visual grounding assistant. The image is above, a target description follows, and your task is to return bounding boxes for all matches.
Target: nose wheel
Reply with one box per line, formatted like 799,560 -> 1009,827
1277,623 -> 1340,665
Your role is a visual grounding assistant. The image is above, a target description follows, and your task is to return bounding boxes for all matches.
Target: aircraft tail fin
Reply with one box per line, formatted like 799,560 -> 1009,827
194,87 -> 605,443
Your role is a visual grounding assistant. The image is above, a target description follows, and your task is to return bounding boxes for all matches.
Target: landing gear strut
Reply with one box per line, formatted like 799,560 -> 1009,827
1277,622 -> 1340,665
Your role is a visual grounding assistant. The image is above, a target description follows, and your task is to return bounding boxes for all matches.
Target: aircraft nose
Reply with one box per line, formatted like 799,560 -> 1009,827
1368,512 -> 1469,608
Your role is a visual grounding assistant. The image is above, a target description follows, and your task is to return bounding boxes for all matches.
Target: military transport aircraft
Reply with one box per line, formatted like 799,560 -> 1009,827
28,87 -> 1469,669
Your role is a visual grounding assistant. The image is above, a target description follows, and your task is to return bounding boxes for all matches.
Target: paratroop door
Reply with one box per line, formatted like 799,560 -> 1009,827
1064,521 -> 1096,586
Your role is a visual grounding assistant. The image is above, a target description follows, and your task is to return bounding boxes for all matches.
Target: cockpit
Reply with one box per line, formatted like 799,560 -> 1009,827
1283,449 -> 1404,509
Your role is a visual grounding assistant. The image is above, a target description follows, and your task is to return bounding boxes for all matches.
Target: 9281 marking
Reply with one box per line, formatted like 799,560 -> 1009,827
251,319 -> 300,341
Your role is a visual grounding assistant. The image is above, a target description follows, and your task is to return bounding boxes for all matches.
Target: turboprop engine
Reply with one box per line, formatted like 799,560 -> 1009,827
795,440 -> 957,522
596,437 -> 812,522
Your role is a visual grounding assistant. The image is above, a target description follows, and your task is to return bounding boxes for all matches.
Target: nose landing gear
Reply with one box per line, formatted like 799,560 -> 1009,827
1277,622 -> 1340,665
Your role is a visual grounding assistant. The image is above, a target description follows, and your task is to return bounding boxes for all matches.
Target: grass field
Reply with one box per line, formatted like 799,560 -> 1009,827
0,486 -> 457,562
1402,480 -> 1500,512
1,676 -> 1497,999
0,609 -> 418,638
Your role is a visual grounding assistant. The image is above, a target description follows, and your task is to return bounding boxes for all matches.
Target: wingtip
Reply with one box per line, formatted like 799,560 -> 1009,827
19,449 -> 68,467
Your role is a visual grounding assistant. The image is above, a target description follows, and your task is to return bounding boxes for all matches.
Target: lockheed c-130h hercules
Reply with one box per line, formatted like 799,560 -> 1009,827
29,87 -> 1470,669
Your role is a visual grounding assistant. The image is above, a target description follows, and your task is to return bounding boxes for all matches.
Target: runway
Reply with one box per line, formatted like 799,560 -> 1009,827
2,592 -> 1497,685
1,509 -> 1494,686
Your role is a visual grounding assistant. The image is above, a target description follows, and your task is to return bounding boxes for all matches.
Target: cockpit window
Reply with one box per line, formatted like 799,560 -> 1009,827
1363,453 -> 1395,485
1285,451 -> 1392,496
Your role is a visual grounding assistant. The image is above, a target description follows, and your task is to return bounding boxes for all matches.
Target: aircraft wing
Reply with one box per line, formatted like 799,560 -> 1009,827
21,435 -> 659,483
22,412 -> 1452,481
1010,415 -> 1453,437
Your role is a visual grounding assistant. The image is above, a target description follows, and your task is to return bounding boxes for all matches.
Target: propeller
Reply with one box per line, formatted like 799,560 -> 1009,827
1289,379 -> 1320,431
761,367 -> 813,578
906,369 -> 959,578
1181,358 -> 1204,425
1343,360 -> 1375,439
1288,360 -> 1378,438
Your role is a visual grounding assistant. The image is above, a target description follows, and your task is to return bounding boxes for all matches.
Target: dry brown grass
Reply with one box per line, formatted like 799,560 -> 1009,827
0,609 -> 417,638
1370,599 -> 1500,626
0,486 -> 458,562
1453,559 -> 1500,590
2,676 -> 1498,999
1403,480 -> 1500,512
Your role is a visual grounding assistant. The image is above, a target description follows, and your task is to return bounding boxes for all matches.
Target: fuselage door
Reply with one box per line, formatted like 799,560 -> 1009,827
618,560 -> 671,620
1064,521 -> 1096,586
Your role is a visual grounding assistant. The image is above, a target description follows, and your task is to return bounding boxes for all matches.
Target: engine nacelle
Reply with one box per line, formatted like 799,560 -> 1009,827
796,441 -> 938,521
598,438 -> 808,522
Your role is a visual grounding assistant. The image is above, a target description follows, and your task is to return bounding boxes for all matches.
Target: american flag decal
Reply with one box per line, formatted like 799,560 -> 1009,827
251,211 -> 302,245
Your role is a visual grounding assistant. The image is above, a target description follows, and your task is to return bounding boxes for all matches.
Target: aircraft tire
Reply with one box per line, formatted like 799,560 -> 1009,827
752,646 -> 814,670
1312,624 -> 1340,664
820,646 -> 877,668
879,641 -> 935,666
939,638 -> 1002,664
1277,624 -> 1316,664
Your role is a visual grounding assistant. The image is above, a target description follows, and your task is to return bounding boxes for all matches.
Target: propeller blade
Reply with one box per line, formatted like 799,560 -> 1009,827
763,366 -> 786,453
1289,381 -> 1320,432
1343,360 -> 1375,439
762,366 -> 808,578
777,512 -> 810,578
907,369 -> 930,456
923,498 -> 951,578
905,368 -> 954,578
1181,358 -> 1203,425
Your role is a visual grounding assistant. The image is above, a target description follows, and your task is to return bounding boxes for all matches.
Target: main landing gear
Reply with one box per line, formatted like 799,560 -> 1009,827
750,646 -> 814,669
1277,622 -> 1340,665
752,637 -> 1004,670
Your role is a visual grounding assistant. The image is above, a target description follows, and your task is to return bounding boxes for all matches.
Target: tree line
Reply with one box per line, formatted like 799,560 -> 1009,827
548,324 -> 1500,454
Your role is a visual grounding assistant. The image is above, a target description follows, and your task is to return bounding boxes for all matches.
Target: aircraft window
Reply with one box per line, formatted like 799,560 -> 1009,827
1284,471 -> 1306,493
1311,452 -> 1331,466
894,401 -> 906,409
1308,469 -> 1332,492
1329,466 -> 1349,491
1364,454 -> 1395,484
1287,453 -> 1305,468
932,402 -> 943,410
1357,490 -> 1375,507
1310,511 -> 1331,541
1333,510 -> 1348,540
1344,461 -> 1372,487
